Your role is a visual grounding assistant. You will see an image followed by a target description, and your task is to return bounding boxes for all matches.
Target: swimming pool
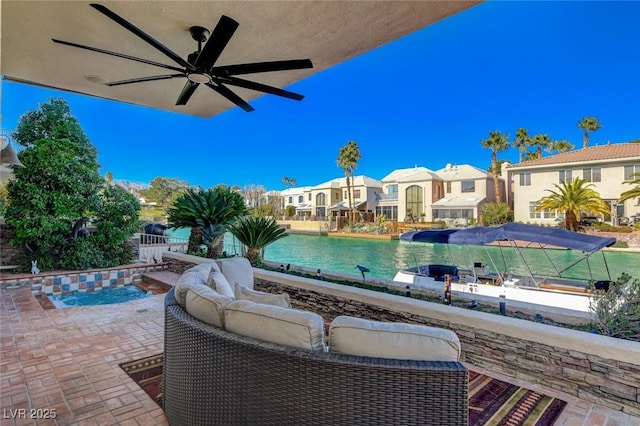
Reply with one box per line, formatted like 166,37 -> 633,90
47,285 -> 151,308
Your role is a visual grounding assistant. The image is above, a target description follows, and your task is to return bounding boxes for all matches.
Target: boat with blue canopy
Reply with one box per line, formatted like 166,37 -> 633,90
394,223 -> 617,313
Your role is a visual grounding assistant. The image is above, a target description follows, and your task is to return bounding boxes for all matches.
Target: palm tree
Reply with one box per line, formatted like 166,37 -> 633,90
577,117 -> 602,149
547,140 -> 574,155
537,177 -> 609,231
480,130 -> 509,204
620,172 -> 640,206
167,187 -> 248,257
282,176 -> 297,188
522,151 -> 539,162
227,215 -> 288,265
530,134 -> 552,159
513,128 -> 531,163
337,140 -> 362,223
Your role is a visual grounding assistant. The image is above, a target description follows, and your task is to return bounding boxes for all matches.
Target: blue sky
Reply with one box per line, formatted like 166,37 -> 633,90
2,1 -> 639,190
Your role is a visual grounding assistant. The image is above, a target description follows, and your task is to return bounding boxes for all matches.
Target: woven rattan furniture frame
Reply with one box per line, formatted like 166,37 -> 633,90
163,288 -> 469,426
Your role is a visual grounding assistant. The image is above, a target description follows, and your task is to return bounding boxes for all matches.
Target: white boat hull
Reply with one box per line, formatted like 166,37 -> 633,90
393,269 -> 592,313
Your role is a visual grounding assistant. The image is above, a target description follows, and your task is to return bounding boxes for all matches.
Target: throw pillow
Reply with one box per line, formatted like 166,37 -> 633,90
233,282 -> 291,308
185,285 -> 233,329
216,256 -> 254,290
224,300 -> 326,351
174,262 -> 216,307
329,315 -> 461,361
207,267 -> 234,298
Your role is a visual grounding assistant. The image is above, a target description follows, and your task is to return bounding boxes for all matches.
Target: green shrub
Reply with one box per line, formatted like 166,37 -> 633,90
589,273 -> 640,341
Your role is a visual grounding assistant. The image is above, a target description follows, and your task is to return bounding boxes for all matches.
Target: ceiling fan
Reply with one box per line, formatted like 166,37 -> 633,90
52,3 -> 313,112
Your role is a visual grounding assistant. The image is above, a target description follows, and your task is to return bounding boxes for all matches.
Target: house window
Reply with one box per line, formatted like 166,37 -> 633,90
583,167 -> 601,182
375,205 -> 398,220
298,195 -> 303,203
308,193 -> 311,201
405,185 -> 423,218
446,182 -> 451,193
288,196 -> 293,204
559,170 -> 572,184
519,173 -> 531,186
316,193 -> 326,206
461,180 -> 475,193
624,165 -> 640,180
387,184 -> 398,194
344,190 -> 347,199
354,189 -> 361,198
529,202 -> 542,219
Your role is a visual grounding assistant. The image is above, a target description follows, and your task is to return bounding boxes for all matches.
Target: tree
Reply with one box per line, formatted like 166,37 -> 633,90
5,98 -> 139,270
522,151 -> 539,162
529,134 -> 552,159
138,177 -> 189,211
167,187 -> 247,257
620,172 -> 640,206
481,202 -> 513,226
337,140 -> 362,223
513,128 -> 530,163
536,177 -> 610,231
227,216 -> 288,265
577,117 -> 602,149
480,130 -> 509,204
547,139 -> 574,155
282,176 -> 297,188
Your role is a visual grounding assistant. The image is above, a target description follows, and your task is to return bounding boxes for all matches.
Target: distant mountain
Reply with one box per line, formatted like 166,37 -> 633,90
113,180 -> 149,192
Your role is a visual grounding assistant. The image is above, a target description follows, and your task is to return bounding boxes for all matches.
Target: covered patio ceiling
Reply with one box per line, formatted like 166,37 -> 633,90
1,1 -> 480,118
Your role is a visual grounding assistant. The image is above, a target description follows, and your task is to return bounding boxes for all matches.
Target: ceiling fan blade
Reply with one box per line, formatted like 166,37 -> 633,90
52,39 -> 186,73
219,76 -> 304,101
212,59 -> 313,76
195,15 -> 239,71
176,81 -> 200,106
90,3 -> 195,71
106,74 -> 185,87
205,82 -> 254,112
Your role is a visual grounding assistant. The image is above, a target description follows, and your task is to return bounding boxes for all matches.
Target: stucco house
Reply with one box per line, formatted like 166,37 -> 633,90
506,142 -> 640,225
308,176 -> 382,219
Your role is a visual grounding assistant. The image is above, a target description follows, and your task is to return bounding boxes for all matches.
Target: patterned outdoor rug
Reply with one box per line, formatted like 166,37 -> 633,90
120,354 -> 568,425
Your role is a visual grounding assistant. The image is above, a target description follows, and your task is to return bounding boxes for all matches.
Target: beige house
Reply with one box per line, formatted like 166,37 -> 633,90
308,176 -> 382,219
281,186 -> 312,217
507,143 -> 640,225
376,164 -> 504,224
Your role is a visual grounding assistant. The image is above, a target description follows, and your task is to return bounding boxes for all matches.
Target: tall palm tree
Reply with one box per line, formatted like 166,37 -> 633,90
281,176 -> 297,188
337,140 -> 362,223
167,187 -> 248,257
620,172 -> 640,206
530,134 -> 552,159
577,117 -> 602,149
547,139 -> 574,155
513,128 -> 531,163
480,130 -> 509,204
537,177 -> 609,231
227,215 -> 288,265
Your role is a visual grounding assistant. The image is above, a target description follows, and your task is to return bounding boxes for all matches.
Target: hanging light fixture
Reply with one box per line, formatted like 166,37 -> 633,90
0,134 -> 25,168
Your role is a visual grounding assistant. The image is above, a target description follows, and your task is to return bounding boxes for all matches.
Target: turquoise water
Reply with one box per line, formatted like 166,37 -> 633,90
48,285 -> 150,308
167,229 -> 640,282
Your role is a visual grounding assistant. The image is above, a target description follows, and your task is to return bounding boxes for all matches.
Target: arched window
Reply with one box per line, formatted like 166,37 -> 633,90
406,185 -> 423,218
316,193 -> 326,206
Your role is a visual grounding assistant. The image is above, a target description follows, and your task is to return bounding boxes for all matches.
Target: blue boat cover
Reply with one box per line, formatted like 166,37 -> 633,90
400,223 -> 616,254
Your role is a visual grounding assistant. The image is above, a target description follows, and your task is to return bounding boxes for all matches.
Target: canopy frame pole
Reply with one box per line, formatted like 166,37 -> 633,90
602,251 -> 613,281
508,240 -> 539,287
538,243 -> 563,277
484,245 -> 504,285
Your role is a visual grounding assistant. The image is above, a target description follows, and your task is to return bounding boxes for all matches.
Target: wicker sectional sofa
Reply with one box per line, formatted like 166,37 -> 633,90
163,260 -> 469,426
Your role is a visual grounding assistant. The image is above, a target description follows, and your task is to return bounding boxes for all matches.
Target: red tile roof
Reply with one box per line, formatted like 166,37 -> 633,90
510,142 -> 640,168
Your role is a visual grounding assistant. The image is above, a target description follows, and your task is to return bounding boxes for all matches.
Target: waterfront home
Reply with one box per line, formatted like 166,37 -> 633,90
507,142 -> 640,225
281,186 -> 313,218
308,176 -> 382,220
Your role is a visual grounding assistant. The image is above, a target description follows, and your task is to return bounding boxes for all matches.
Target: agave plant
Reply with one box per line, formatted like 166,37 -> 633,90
227,216 -> 288,265
167,186 -> 247,257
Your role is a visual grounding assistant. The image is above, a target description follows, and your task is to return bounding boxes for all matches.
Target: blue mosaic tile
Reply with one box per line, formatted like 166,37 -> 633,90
62,284 -> 70,291
95,273 -> 102,281
79,275 -> 87,282
53,277 -> 62,285
87,281 -> 95,289
118,271 -> 125,279
110,278 -> 118,285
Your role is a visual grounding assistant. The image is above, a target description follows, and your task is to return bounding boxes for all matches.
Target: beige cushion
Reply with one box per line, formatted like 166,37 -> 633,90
174,262 -> 217,307
185,285 -> 233,328
329,316 -> 461,361
207,267 -> 234,298
216,257 -> 254,290
233,282 -> 291,308
224,300 -> 326,352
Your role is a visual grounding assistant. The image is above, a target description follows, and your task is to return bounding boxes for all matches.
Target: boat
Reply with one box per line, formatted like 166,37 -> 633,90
393,223 -> 617,313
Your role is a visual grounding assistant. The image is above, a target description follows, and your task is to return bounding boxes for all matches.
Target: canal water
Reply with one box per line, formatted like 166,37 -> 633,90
168,229 -> 640,282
